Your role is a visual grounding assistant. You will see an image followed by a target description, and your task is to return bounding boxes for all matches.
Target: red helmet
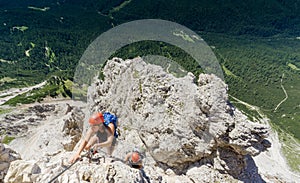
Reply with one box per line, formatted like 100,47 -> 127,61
89,112 -> 104,125
131,152 -> 140,163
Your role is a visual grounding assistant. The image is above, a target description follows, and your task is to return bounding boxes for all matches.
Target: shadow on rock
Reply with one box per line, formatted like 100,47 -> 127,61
218,147 -> 266,183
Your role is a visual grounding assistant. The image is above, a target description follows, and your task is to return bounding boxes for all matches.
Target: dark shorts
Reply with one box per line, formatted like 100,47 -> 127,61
96,131 -> 117,146
111,137 -> 117,146
131,164 -> 143,169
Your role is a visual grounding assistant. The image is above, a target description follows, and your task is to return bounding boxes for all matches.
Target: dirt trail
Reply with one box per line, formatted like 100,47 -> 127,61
274,73 -> 288,112
0,81 -> 47,105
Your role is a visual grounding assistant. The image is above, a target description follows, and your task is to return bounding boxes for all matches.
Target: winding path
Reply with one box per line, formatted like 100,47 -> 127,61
274,73 -> 288,112
229,94 -> 267,120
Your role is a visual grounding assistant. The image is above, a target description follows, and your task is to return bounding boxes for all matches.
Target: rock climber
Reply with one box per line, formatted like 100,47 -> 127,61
69,112 -> 117,163
124,148 -> 150,183
124,148 -> 143,169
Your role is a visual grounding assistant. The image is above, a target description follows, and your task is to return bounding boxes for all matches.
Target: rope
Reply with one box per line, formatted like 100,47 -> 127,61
48,151 -> 91,183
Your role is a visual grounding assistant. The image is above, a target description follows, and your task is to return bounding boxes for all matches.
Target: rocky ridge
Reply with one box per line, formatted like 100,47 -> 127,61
0,57 -> 297,182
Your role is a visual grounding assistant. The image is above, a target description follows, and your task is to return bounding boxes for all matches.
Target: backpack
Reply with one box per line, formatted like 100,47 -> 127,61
103,112 -> 119,138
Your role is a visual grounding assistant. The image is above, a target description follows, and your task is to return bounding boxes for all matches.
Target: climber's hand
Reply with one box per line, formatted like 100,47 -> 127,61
69,153 -> 80,164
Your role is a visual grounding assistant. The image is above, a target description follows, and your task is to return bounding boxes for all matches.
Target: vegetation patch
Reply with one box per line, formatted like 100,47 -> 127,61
1,135 -> 15,144
203,33 -> 300,142
0,77 -> 17,86
27,6 -> 50,12
273,124 -> 300,173
12,26 -> 28,32
109,0 -> 132,15
222,65 -> 238,78
172,30 -> 195,43
287,63 -> 300,71
3,76 -> 73,106
0,108 -> 13,115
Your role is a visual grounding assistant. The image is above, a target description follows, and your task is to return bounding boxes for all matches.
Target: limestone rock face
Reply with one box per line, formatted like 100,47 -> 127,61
3,57 -> 293,183
4,160 -> 40,183
0,143 -> 21,181
89,58 -> 269,169
62,106 -> 86,151
1,100 -> 87,182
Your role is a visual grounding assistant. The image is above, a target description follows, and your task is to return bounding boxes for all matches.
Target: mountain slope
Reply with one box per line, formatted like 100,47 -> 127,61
3,58 -> 299,182
0,0 -> 299,173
